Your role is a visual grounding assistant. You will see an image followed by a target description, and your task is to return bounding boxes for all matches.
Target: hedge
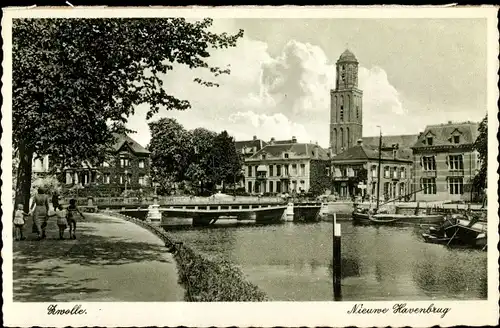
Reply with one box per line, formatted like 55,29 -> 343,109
105,211 -> 269,302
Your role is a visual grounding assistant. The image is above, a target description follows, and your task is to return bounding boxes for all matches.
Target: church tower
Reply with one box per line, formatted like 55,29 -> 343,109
329,49 -> 363,155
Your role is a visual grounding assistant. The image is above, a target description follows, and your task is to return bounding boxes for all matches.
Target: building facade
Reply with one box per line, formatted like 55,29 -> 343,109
62,134 -> 151,195
330,140 -> 413,201
411,121 -> 480,202
234,136 -> 267,190
330,49 -> 363,155
243,137 -> 330,195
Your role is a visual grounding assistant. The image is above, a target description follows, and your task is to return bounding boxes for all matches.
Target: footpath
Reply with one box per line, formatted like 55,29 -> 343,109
12,213 -> 184,302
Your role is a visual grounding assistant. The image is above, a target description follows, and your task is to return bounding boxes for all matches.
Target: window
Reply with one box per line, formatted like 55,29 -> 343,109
276,165 -> 282,176
269,165 -> 274,177
356,106 -> 359,119
138,160 -> 145,168
247,166 -> 252,177
102,161 -> 110,168
284,165 -> 289,176
383,182 -> 390,200
120,157 -> 129,168
448,155 -> 464,170
453,135 -> 460,144
449,177 -> 463,195
261,154 -> 266,160
104,173 -> 110,184
300,164 -> 306,176
326,167 -> 330,176
292,164 -> 297,176
269,181 -> 274,193
284,153 -> 289,159
393,167 -> 398,179
119,175 -> 124,184
426,137 -> 433,146
400,168 -> 406,179
138,175 -> 145,186
371,165 -> 377,178
340,106 -> 344,121
422,178 -> 437,194
422,156 -> 436,171
384,166 -> 390,178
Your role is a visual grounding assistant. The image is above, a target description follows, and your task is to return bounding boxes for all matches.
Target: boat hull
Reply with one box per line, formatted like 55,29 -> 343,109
352,211 -> 443,225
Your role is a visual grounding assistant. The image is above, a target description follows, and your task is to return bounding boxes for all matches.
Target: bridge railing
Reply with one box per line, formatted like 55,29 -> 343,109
61,195 -> 286,207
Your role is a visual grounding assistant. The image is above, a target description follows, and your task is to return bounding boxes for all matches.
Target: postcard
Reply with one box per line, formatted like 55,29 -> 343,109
2,5 -> 499,327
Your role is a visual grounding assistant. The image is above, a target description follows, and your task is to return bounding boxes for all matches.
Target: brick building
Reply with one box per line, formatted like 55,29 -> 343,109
243,137 -> 330,195
411,121 -> 480,202
330,49 -> 363,155
330,139 -> 413,201
62,134 -> 151,195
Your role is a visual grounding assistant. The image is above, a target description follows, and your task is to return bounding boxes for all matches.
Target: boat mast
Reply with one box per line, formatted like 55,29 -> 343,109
376,127 -> 382,210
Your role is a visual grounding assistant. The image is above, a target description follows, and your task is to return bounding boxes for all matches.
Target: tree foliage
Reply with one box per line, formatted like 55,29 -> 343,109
148,119 -> 243,195
472,114 -> 488,191
13,18 -> 243,210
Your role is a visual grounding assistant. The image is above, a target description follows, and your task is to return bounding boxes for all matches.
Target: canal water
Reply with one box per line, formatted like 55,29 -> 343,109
163,219 -> 487,301
340,222 -> 487,301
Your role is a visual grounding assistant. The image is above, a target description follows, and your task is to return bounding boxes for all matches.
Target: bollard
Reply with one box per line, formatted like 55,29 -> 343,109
333,213 -> 342,301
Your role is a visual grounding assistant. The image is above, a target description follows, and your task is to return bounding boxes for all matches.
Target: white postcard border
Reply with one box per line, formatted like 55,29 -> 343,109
2,6 -> 499,327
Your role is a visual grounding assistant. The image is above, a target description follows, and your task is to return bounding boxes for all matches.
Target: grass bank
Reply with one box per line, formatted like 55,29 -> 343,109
105,211 -> 269,302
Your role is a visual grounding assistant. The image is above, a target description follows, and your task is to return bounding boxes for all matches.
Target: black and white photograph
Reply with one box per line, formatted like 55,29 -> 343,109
2,6 -> 499,327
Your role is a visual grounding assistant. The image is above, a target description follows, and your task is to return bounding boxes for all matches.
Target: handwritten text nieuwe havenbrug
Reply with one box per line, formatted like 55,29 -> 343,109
347,303 -> 451,318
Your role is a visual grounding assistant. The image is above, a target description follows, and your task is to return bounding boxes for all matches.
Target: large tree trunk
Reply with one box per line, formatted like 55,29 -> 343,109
15,145 -> 34,213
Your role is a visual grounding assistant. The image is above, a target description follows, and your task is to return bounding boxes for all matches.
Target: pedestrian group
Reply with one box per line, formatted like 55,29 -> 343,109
14,187 -> 85,241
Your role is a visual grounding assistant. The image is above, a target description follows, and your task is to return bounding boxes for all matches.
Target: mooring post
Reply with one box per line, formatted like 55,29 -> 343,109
333,212 -> 342,301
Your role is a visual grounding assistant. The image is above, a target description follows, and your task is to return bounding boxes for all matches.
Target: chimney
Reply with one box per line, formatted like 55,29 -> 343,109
270,137 -> 275,145
448,121 -> 452,124
356,139 -> 363,146
292,136 -> 297,143
253,135 -> 257,141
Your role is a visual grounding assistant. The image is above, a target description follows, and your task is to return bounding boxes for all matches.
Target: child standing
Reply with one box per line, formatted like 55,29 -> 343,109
53,205 -> 68,240
13,203 -> 28,241
67,199 -> 85,240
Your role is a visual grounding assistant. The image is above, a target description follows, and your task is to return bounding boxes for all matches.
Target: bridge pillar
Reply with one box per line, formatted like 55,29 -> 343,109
318,202 -> 328,219
146,204 -> 162,224
285,202 -> 294,221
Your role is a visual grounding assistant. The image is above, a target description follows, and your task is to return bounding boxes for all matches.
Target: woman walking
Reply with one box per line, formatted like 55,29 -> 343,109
29,187 -> 50,240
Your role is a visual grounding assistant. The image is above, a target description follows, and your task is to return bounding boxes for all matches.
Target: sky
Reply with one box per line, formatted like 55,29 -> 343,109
126,18 -> 488,149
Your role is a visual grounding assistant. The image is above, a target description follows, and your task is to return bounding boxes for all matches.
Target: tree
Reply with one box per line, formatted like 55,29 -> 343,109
148,118 -> 193,194
13,18 -> 243,211
472,115 -> 487,193
210,131 -> 244,192
186,128 -> 218,194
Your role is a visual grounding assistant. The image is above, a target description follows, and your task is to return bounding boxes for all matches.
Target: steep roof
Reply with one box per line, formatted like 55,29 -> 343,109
112,133 -> 150,155
412,121 -> 479,149
332,144 -> 412,162
337,49 -> 358,63
362,134 -> 419,150
235,139 -> 267,151
249,143 -> 330,160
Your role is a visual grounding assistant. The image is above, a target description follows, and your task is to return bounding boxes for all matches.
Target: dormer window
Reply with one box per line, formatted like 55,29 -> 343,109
284,153 -> 289,159
453,135 -> 460,144
261,154 -> 266,160
426,137 -> 433,146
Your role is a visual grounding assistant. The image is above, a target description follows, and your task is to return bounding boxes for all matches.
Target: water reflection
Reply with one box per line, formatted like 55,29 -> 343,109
169,222 -> 333,301
163,218 -> 487,301
341,222 -> 487,301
